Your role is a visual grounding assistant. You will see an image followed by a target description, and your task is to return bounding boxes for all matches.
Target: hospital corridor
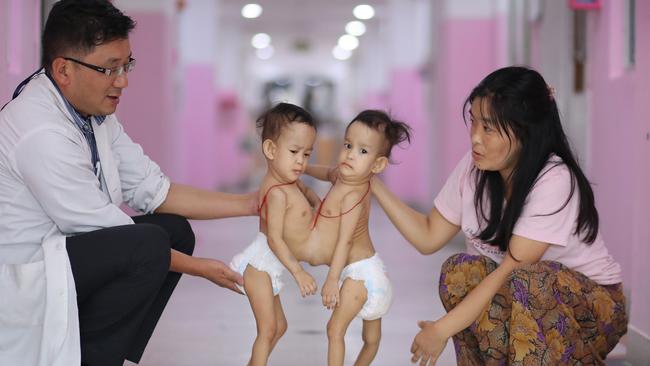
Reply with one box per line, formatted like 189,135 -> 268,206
139,209 -> 629,365
1,0 -> 649,365
139,205 -> 463,365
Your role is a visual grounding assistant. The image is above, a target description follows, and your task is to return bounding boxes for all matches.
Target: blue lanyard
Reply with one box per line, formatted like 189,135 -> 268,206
0,68 -> 42,111
78,115 -> 101,177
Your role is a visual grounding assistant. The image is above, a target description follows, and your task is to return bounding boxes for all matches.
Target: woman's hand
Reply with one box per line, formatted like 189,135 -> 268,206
410,320 -> 449,366
247,190 -> 260,216
369,174 -> 380,191
327,166 -> 339,183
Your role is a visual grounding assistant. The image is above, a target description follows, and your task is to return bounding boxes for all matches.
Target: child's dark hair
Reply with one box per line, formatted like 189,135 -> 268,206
256,102 -> 317,141
42,0 -> 135,72
346,110 -> 411,159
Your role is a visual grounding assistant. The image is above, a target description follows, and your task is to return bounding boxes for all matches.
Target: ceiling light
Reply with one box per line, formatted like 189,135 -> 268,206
332,46 -> 352,60
251,33 -> 271,49
338,34 -> 359,51
241,4 -> 262,19
256,46 -> 274,60
353,4 -> 375,20
345,21 -> 366,36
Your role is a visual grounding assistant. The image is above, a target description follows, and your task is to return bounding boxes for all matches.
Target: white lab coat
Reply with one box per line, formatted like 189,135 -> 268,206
0,71 -> 170,365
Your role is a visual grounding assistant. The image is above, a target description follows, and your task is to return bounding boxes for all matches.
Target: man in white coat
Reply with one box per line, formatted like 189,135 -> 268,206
0,1 -> 256,365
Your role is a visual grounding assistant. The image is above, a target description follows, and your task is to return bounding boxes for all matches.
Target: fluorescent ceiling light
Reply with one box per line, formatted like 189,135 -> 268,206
345,21 -> 366,36
338,34 -> 359,51
256,46 -> 274,60
353,4 -> 375,20
251,33 -> 271,49
241,3 -> 262,19
332,46 -> 352,60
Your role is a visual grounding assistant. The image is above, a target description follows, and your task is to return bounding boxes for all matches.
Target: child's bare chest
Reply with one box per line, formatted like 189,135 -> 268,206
319,188 -> 347,217
284,189 -> 313,222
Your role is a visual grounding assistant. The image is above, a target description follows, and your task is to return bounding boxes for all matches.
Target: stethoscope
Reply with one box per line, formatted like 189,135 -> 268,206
1,68 -> 44,111
2,69 -> 102,180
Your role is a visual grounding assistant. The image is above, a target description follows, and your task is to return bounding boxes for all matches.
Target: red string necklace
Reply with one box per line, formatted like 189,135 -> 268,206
311,182 -> 370,229
258,181 -> 296,221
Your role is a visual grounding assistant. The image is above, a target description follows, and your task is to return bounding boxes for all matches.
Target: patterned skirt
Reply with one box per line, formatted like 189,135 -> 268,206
439,253 -> 627,365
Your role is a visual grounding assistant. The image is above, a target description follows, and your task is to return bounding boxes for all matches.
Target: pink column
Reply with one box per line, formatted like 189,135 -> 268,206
178,64 -> 219,189
115,12 -> 183,181
358,91 -> 390,111
629,0 -> 650,345
582,0 -> 650,353
213,90 -> 253,190
585,1 -> 637,286
383,68 -> 431,204
434,18 -> 499,190
0,0 -> 41,104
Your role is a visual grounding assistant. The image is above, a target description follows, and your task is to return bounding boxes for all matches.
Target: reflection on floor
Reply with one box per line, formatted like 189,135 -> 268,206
137,204 -> 458,365
137,205 -> 629,366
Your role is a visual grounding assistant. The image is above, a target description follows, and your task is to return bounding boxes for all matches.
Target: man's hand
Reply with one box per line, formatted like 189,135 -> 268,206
201,258 -> 244,294
410,320 -> 448,366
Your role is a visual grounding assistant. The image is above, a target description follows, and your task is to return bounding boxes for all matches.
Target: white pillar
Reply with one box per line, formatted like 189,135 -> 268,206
381,0 -> 433,204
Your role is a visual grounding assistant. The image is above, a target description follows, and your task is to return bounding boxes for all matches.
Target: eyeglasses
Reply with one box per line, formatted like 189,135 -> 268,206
64,57 -> 136,77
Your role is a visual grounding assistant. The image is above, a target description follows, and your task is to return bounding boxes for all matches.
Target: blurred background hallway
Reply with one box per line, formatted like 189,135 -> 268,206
1,0 -> 648,364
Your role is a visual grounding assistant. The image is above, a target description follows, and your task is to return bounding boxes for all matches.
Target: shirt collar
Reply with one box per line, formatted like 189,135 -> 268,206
44,69 -> 107,126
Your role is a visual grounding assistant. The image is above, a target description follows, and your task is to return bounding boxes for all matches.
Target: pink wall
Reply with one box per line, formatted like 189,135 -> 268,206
179,64 -> 218,189
428,0 -> 650,350
212,89 -> 252,190
0,0 -> 41,105
433,18 -> 501,191
585,1 -> 650,337
587,44 -> 636,287
115,12 -> 183,182
358,90 -> 390,112
629,0 -> 650,339
383,68 -> 431,204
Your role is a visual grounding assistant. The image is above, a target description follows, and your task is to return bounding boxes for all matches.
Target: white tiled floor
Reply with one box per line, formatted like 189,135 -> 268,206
138,204 -> 462,365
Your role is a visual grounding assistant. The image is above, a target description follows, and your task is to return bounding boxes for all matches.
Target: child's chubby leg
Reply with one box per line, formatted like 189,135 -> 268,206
326,278 -> 367,366
244,265 -> 287,366
353,318 -> 381,366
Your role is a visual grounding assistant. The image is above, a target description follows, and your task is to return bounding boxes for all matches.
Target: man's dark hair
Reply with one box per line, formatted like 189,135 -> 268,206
256,102 -> 317,142
42,0 -> 135,71
346,110 -> 411,159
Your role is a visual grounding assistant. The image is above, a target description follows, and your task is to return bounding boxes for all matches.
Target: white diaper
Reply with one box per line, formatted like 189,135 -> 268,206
340,254 -> 393,320
229,232 -> 285,296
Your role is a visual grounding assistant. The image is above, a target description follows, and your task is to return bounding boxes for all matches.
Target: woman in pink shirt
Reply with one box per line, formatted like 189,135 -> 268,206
372,66 -> 626,365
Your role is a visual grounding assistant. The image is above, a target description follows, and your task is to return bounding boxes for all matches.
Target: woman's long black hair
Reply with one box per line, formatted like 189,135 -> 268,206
463,66 -> 598,253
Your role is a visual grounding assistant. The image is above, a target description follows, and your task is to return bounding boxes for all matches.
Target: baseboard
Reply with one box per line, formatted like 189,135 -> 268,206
626,325 -> 650,365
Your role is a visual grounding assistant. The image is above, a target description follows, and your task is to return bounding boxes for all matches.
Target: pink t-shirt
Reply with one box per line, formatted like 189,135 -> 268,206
434,151 -> 622,285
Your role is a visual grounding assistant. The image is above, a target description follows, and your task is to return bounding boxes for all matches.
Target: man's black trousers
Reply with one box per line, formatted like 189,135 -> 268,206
66,213 -> 195,366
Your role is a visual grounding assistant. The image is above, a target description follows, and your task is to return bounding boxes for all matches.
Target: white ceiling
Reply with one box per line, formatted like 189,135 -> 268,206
219,0 -> 388,48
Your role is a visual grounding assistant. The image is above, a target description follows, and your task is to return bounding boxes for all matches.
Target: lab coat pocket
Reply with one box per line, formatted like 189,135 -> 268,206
0,260 -> 46,327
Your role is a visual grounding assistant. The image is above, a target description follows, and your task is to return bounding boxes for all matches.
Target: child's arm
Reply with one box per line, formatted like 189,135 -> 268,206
296,179 -> 321,208
264,188 -> 317,297
321,191 -> 365,309
305,165 -> 337,183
